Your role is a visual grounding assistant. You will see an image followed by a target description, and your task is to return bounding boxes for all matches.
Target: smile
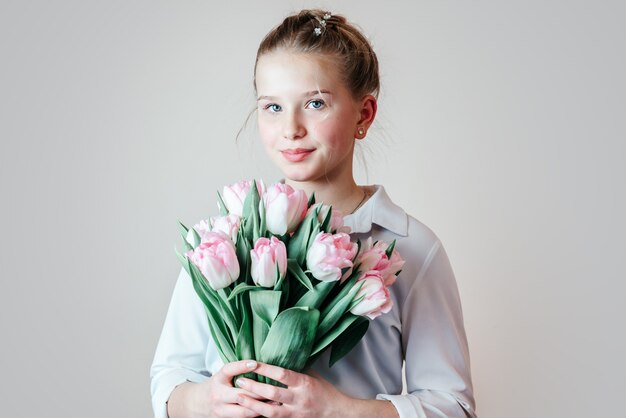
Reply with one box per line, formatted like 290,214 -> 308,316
281,148 -> 315,162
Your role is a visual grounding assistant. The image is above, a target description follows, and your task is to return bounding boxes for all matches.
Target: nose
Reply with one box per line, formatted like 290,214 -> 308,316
282,110 -> 306,140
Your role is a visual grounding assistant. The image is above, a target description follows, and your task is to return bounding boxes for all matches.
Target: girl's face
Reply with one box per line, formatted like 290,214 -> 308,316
255,51 -> 366,186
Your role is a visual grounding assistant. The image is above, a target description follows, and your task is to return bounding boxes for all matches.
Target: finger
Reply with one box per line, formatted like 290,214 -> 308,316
215,404 -> 260,418
216,360 -> 258,383
219,387 -> 268,404
235,377 -> 293,404
237,394 -> 283,418
252,363 -> 298,386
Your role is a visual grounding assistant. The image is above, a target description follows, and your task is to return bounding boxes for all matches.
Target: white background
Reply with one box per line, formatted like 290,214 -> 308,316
1,1 -> 624,417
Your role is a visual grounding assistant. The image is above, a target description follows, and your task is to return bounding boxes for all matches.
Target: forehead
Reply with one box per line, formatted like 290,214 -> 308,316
255,51 -> 347,95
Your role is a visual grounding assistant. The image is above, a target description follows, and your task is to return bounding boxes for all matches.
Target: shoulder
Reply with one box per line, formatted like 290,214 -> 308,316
366,184 -> 441,252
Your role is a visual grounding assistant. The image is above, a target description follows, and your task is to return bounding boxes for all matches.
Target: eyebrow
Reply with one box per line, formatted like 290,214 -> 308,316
257,90 -> 333,101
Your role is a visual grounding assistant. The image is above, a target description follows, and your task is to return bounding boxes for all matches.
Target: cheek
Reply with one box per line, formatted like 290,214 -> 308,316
313,118 -> 354,150
257,120 -> 275,149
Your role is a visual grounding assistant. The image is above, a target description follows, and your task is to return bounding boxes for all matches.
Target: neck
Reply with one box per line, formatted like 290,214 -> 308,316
285,178 -> 363,215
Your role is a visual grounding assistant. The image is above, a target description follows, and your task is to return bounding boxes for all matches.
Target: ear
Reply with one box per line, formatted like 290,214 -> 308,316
355,95 -> 377,139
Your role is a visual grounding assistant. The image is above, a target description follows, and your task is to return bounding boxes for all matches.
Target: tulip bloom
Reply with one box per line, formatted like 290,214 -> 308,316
356,238 -> 405,286
263,183 -> 308,235
185,231 -> 240,290
222,180 -> 265,217
210,214 -> 241,243
349,270 -> 393,319
306,232 -> 358,282
186,219 -> 211,246
250,236 -> 287,287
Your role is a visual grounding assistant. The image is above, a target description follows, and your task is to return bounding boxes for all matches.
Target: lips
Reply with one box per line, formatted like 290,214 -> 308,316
281,148 -> 315,163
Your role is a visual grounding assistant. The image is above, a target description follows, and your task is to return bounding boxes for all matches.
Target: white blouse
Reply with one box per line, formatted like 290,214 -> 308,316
150,185 -> 476,418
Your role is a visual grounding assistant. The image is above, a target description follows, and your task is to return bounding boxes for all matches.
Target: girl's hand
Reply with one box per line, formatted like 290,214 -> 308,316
233,363 -> 354,418
235,363 -> 399,418
236,363 -> 352,418
167,360 -> 264,418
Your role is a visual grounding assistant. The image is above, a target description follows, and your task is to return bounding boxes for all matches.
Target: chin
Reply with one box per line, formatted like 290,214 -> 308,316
281,169 -> 320,184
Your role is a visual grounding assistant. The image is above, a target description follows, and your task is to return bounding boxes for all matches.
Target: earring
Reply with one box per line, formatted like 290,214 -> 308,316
357,127 -> 365,136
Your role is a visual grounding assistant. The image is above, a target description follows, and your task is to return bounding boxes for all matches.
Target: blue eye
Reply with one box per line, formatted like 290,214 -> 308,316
266,104 -> 282,112
307,99 -> 325,109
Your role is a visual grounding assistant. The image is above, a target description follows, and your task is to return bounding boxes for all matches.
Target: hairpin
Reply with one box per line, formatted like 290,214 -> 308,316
313,12 -> 332,36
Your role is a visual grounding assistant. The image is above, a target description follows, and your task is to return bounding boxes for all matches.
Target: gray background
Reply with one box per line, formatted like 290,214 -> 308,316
1,1 -> 624,417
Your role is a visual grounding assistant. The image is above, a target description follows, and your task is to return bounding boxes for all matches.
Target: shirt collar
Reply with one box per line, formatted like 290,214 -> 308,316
343,185 -> 408,236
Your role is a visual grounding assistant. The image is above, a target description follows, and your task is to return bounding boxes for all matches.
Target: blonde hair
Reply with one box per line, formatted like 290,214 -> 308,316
254,10 -> 380,100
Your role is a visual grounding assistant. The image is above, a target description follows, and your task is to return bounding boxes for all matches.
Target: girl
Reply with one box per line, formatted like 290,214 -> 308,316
151,10 -> 476,418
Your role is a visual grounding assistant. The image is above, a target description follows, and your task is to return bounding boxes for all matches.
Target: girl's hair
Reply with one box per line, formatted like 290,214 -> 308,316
254,9 -> 380,100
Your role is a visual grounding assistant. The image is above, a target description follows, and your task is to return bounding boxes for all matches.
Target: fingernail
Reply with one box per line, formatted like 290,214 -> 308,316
235,378 -> 244,387
246,360 -> 257,369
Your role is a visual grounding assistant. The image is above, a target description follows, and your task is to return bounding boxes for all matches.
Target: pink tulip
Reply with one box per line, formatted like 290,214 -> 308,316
306,232 -> 358,282
262,183 -> 308,235
250,237 -> 287,287
185,231 -> 240,290
186,219 -> 211,246
349,270 -> 393,319
222,180 -> 265,217
356,238 -> 405,286
307,203 -> 347,233
210,214 -> 241,243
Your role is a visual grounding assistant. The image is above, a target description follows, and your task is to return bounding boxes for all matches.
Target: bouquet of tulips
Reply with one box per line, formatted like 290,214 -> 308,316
176,180 -> 404,382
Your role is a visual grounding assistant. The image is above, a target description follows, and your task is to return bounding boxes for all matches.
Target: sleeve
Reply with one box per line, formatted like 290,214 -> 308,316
150,268 -> 222,418
376,240 -> 477,418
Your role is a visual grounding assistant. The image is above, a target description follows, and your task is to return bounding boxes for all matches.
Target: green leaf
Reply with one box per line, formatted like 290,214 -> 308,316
306,223 -> 321,253
175,248 -> 191,277
236,294 -> 255,360
260,307 -> 320,372
190,227 -> 201,248
217,288 -> 240,337
204,308 -> 236,364
242,180 -> 261,240
295,280 -> 335,309
329,316 -> 369,367
385,239 -> 397,259
273,263 -> 286,291
181,240 -> 193,254
317,272 -> 360,322
228,283 -> 260,300
311,313 -> 360,356
235,229 -> 252,285
259,198 -> 267,238
250,290 -> 281,361
320,205 -> 333,232
287,212 -> 315,265
217,191 -> 228,216
287,259 -> 314,292
187,259 -> 236,362
317,278 -> 363,338
308,192 -> 316,207
187,259 -> 239,343
178,221 -> 190,242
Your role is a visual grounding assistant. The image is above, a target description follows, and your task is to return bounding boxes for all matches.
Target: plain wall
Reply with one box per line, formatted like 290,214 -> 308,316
1,1 -> 624,417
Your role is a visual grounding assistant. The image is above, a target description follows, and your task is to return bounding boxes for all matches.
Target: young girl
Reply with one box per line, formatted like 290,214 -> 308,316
151,10 -> 476,418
